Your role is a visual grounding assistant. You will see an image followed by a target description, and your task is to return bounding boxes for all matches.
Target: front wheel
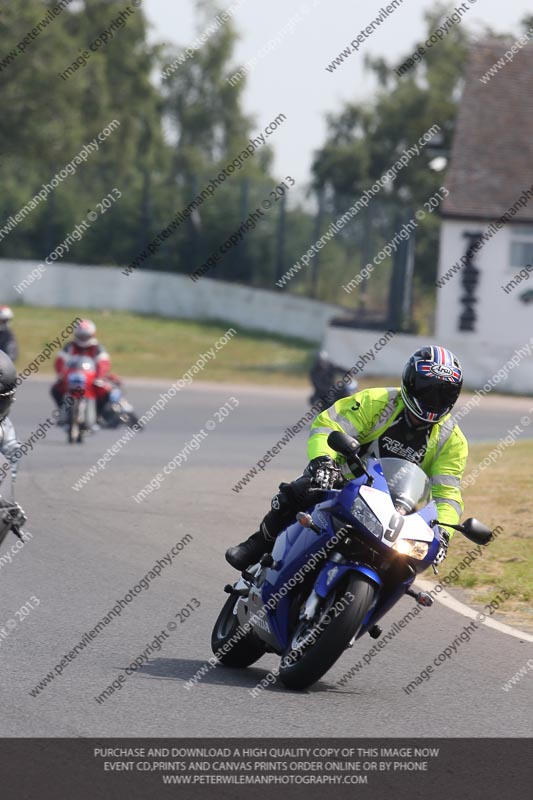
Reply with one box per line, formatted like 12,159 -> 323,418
279,574 -> 376,690
67,398 -> 81,444
126,412 -> 141,429
211,594 -> 266,668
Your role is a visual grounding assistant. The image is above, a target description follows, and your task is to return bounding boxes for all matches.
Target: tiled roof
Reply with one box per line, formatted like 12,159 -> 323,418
442,39 -> 533,222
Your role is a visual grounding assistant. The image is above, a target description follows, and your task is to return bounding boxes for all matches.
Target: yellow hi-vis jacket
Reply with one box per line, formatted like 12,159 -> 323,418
307,387 -> 468,532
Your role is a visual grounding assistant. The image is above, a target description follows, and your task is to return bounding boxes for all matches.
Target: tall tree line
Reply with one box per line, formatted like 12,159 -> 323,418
0,1 -> 525,305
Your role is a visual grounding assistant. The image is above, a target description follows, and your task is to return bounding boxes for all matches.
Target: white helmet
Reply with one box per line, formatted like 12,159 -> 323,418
0,306 -> 14,323
73,319 -> 97,347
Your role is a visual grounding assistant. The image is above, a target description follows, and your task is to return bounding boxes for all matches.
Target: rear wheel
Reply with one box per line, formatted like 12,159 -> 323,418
279,574 -> 376,690
211,594 -> 266,668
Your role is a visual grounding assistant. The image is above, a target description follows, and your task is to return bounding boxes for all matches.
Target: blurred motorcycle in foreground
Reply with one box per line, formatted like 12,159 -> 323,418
0,467 -> 27,552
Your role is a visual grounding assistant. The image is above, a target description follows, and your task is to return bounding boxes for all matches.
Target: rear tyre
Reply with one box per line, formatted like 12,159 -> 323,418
278,574 -> 376,690
211,594 -> 266,668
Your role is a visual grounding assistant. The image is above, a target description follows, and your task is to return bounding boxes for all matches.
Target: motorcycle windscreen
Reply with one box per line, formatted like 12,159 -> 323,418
67,372 -> 87,391
379,457 -> 431,515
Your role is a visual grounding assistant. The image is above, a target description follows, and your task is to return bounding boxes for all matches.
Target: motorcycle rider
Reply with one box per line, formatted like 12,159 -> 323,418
0,306 -> 18,362
310,349 -> 358,406
0,351 -> 26,541
309,350 -> 337,404
51,319 -> 112,419
226,346 -> 467,571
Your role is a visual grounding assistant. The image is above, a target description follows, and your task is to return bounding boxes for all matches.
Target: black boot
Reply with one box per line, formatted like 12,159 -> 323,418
225,528 -> 274,571
225,477 -> 316,571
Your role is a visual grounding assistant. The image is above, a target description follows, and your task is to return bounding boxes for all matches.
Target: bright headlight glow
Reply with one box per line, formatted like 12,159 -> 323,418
350,497 -> 383,539
392,539 -> 429,560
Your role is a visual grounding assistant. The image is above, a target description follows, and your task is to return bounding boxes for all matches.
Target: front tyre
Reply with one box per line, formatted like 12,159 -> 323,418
67,398 -> 80,444
211,594 -> 266,668
126,412 -> 141,429
279,574 -> 376,690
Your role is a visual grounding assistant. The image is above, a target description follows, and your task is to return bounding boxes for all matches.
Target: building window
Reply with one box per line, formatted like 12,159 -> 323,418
510,229 -> 533,270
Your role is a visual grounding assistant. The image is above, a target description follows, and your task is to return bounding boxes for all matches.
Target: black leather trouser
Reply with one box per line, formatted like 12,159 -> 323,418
259,475 -> 326,541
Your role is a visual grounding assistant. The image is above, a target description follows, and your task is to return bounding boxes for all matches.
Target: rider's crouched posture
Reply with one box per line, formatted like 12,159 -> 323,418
226,346 -> 467,571
0,306 -> 18,362
0,351 -> 26,536
51,319 -> 111,418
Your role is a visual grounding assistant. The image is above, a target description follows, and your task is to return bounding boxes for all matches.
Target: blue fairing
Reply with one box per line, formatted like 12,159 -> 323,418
313,562 -> 382,599
256,495 -> 340,647
251,457 -> 440,651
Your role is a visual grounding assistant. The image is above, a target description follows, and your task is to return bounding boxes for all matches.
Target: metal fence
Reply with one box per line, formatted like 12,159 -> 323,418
0,170 -> 415,330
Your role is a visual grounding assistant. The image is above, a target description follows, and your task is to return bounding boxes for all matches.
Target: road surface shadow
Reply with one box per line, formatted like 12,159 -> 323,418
132,656 -> 339,694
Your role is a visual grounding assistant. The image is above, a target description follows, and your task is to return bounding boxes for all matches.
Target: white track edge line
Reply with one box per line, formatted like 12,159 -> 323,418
416,578 -> 533,643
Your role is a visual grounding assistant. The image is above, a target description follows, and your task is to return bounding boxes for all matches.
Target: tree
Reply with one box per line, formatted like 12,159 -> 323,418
311,3 -> 474,290
161,0 -> 264,180
0,0 -> 167,264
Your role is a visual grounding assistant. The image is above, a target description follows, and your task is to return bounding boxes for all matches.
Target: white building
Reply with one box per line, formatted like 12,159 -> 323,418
325,40 -> 533,393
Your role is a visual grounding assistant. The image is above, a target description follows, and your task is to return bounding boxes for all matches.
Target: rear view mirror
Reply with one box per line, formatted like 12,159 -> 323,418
445,517 -> 494,546
327,431 -> 360,459
327,431 -> 372,484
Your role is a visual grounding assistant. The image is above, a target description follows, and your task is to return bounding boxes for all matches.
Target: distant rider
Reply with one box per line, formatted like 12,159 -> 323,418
0,306 -> 18,363
51,319 -> 112,418
226,346 -> 468,571
310,350 -> 342,405
309,349 -> 358,405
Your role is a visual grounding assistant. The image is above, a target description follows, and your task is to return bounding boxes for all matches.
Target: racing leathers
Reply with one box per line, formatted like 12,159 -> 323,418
51,341 -> 111,415
0,328 -> 18,363
0,416 -> 21,479
0,416 -> 26,542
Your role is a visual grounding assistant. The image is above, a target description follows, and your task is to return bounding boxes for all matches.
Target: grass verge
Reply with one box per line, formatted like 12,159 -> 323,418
11,305 -> 401,389
425,440 -> 533,631
11,306 -> 316,385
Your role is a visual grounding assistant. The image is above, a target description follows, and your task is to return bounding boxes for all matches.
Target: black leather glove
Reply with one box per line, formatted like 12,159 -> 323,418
0,500 -> 27,544
434,527 -> 450,565
305,456 -> 342,490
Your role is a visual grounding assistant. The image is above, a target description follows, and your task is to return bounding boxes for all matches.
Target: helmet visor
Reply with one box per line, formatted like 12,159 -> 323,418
413,377 -> 461,413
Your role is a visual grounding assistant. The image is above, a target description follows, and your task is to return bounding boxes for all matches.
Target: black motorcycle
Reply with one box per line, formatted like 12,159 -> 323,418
97,382 -> 141,430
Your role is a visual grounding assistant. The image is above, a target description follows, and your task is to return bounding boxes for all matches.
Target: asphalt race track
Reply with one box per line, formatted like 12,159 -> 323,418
1,379 -> 532,737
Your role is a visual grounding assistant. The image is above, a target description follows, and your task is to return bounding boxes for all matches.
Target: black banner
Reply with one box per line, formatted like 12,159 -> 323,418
1,738 -> 531,799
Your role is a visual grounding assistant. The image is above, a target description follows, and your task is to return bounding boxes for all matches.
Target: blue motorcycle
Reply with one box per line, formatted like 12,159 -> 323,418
212,432 -> 493,690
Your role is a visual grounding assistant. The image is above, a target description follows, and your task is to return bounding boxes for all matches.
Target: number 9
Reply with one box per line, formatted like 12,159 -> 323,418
384,513 -> 404,542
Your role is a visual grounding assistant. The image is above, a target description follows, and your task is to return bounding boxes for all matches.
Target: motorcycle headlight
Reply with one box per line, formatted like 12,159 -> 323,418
392,539 -> 429,560
350,497 -> 383,539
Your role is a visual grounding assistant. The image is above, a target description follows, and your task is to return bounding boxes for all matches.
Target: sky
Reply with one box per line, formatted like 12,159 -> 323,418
144,0 -> 532,187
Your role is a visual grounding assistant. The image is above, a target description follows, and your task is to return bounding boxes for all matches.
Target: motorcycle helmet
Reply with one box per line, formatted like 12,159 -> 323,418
73,319 -> 97,347
401,346 -> 463,424
0,306 -> 13,328
0,351 -> 17,421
